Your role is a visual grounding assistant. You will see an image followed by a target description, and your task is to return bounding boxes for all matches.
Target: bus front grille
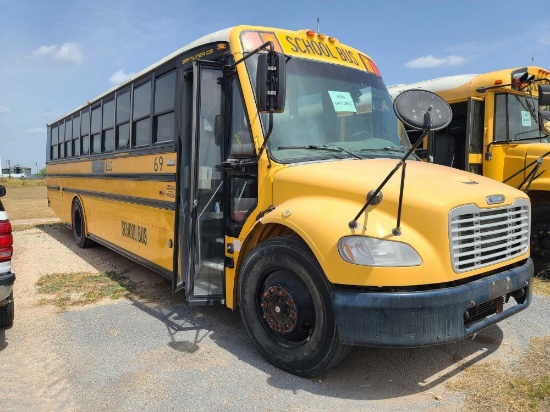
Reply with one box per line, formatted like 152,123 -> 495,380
449,199 -> 530,272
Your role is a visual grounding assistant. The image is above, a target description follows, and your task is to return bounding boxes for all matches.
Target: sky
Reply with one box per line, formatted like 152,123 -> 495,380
1,0 -> 549,173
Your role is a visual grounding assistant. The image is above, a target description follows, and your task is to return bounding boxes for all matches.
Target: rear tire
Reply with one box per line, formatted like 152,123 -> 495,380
530,203 -> 550,278
238,237 -> 350,377
72,199 -> 94,249
0,292 -> 14,328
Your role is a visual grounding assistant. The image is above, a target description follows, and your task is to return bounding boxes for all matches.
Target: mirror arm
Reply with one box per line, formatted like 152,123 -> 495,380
392,111 -> 431,235
503,149 -> 550,187
485,141 -> 496,160
477,78 -> 550,93
256,110 -> 274,163
224,41 -> 277,166
348,118 -> 431,230
521,161 -> 543,192
225,41 -> 274,71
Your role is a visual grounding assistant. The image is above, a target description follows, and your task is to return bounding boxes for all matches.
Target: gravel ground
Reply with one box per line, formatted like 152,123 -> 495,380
1,223 -> 549,411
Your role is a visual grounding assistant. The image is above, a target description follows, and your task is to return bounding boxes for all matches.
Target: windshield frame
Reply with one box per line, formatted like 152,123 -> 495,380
493,91 -> 549,143
243,55 -> 411,164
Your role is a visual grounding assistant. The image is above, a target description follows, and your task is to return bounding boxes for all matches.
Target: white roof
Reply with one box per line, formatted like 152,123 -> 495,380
387,74 -> 478,99
49,27 -> 233,126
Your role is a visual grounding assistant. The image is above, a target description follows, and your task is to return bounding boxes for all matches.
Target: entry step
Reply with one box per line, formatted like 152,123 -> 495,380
201,258 -> 224,271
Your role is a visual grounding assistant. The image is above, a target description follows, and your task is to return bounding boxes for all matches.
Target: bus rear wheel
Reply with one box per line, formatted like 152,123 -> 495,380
238,237 -> 350,377
72,199 -> 94,249
531,203 -> 550,278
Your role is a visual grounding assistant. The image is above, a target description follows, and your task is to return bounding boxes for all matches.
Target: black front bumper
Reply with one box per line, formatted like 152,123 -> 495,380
332,258 -> 533,347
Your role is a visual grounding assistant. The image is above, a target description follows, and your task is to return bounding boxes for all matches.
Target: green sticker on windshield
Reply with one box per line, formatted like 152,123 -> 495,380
521,110 -> 531,127
328,91 -> 357,113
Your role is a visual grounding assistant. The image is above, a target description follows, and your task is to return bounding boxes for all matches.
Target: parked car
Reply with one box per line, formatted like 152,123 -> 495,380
0,185 -> 14,327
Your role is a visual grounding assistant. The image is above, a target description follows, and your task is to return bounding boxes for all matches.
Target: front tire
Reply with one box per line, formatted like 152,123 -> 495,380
0,292 -> 14,328
72,199 -> 94,249
530,203 -> 550,277
238,237 -> 349,377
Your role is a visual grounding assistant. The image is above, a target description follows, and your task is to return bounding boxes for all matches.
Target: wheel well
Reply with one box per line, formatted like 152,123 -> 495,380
71,195 -> 81,209
240,223 -> 300,260
528,190 -> 550,204
233,223 -> 309,307
71,196 -> 85,229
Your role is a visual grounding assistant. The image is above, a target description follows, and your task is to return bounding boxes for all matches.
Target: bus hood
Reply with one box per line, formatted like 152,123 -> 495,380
268,159 -> 530,287
503,143 -> 550,192
272,159 -> 526,221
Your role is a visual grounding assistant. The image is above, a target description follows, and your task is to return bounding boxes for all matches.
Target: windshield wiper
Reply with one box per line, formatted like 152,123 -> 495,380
276,145 -> 361,159
360,146 -> 407,153
511,129 -> 547,141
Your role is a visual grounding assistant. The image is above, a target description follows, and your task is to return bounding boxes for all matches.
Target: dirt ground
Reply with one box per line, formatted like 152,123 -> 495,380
1,187 -> 549,411
1,221 -> 183,410
2,185 -> 56,221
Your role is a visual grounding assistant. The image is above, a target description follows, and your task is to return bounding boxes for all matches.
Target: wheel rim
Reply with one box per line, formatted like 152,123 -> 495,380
258,269 -> 315,346
531,224 -> 550,262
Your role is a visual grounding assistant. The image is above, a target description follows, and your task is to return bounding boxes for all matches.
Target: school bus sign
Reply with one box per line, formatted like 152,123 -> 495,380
239,29 -> 381,76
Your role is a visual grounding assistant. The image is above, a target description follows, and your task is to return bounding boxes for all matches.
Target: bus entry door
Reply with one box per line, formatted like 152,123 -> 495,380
177,62 -> 225,304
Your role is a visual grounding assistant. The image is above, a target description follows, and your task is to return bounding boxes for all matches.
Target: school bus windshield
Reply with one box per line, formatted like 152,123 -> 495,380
248,57 -> 410,163
494,92 -> 549,142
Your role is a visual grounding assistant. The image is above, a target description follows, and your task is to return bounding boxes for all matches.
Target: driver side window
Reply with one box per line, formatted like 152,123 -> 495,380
229,78 -> 254,158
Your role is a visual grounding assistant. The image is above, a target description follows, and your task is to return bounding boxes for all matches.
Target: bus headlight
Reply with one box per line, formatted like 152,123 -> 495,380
338,236 -> 422,266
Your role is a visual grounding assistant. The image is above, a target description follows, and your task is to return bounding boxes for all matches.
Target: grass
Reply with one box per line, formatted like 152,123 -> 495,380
0,178 -> 46,188
1,184 -> 57,220
448,336 -> 550,411
36,271 -> 138,310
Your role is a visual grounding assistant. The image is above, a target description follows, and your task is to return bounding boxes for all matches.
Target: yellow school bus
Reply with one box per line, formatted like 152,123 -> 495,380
47,26 -> 533,377
389,67 -> 550,274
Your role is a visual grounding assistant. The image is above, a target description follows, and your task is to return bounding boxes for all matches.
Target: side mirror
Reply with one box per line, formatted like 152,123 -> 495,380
393,89 -> 452,131
539,84 -> 550,107
0,186 -> 5,197
256,51 -> 286,113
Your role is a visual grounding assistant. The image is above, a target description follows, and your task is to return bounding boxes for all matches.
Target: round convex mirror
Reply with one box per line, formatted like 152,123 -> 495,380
393,89 -> 452,131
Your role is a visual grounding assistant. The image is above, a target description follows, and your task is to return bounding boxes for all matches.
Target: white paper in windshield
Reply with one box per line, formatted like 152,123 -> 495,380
521,110 -> 531,127
328,91 -> 357,113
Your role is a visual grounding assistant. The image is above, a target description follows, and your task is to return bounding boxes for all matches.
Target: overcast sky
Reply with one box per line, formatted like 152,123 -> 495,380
1,0 -> 549,172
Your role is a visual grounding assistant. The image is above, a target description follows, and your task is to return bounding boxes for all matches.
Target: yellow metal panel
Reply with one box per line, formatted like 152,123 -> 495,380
260,159 -> 529,287
46,152 -> 177,272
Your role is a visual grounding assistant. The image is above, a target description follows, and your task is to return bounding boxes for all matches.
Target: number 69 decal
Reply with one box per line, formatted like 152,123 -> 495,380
154,156 -> 164,171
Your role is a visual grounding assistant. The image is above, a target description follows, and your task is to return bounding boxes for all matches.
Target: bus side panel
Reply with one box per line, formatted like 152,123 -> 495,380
81,195 -> 175,271
47,177 -> 72,224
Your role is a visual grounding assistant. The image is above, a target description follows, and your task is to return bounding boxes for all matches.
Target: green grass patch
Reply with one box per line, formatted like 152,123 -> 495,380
0,178 -> 46,188
36,271 -> 138,310
448,336 -> 550,411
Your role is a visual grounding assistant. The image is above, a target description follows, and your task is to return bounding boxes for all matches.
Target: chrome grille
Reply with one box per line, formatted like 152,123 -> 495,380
449,199 -> 530,272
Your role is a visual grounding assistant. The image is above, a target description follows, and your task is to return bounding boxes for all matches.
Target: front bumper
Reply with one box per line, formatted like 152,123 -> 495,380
332,258 -> 533,347
0,272 -> 15,304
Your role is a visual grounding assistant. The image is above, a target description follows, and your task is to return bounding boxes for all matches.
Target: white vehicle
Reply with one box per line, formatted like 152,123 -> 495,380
0,185 -> 14,327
